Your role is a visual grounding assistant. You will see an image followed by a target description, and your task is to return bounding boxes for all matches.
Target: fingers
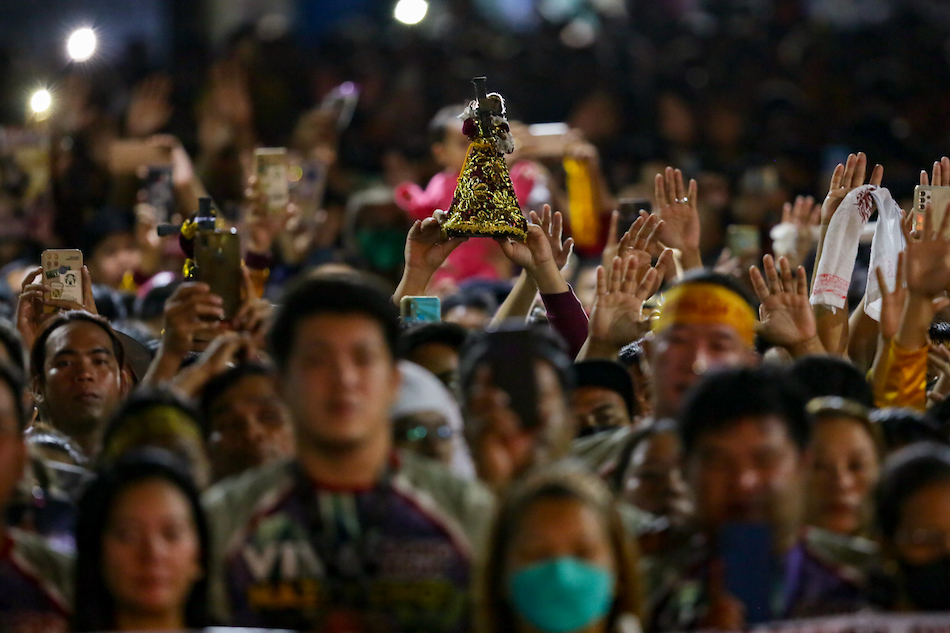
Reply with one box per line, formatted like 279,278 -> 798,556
749,265 -> 769,301
939,200 -> 950,239
828,163 -> 845,194
922,169 -> 931,187
655,249 -> 674,284
606,210 -> 619,246
552,209 -> 563,242
779,256 -> 794,290
840,154 -> 857,191
608,256 -> 624,294
673,167 -> 686,201
869,162 -> 884,187
655,173 -> 668,207
635,267 -> 659,300
595,265 -> 608,299
796,265 -> 808,295
21,266 -> 42,293
942,157 -> 950,186
852,152 -> 867,188
687,178 -> 697,207
781,201 -> 792,224
763,254 -> 783,295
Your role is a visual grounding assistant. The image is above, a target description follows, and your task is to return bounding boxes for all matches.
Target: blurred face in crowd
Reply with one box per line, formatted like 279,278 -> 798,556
90,232 -> 140,289
432,121 -> 470,174
572,386 -> 630,435
393,411 -> 455,466
102,478 -> 202,626
444,305 -> 493,331
686,416 -> 807,551
0,381 -> 26,511
805,415 -> 880,535
651,323 -> 753,419
206,373 -> 295,482
280,313 -> 400,453
623,430 -> 690,523
405,343 -> 460,399
464,360 -> 572,490
893,479 -> 950,566
38,321 -> 125,451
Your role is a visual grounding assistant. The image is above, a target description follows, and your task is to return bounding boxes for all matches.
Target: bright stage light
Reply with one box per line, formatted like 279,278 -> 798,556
30,89 -> 51,114
394,0 -> 428,25
67,27 -> 97,62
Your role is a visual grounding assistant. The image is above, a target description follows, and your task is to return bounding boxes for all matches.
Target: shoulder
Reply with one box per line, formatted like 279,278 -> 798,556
395,450 -> 496,552
9,528 -> 74,611
202,460 -> 297,546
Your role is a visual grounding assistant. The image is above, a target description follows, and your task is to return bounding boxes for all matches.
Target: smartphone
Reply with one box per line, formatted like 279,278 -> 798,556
400,296 -> 441,325
319,81 -> 360,132
145,165 -> 175,223
484,328 -> 538,430
254,148 -> 290,215
914,185 -> 950,236
525,122 -> 570,158
719,522 -> 774,625
109,140 -> 172,175
726,225 -> 761,257
193,228 -> 242,320
41,249 -> 83,313
617,198 -> 651,237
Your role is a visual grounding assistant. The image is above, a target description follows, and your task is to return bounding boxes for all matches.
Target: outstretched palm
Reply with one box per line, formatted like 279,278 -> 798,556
750,254 -> 817,348
589,253 -> 670,346
404,212 -> 468,274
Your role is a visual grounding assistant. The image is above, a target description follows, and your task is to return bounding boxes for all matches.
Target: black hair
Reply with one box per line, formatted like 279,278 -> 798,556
80,207 -> 134,258
441,288 -> 499,317
134,280 -> 181,322
617,339 -> 646,367
876,442 -> 950,540
30,311 -> 125,382
789,355 -> 875,408
672,268 -> 757,309
0,319 -> 25,372
0,362 -> 27,432
573,359 -> 636,417
100,387 -> 203,459
871,407 -> 948,450
428,104 -> 467,146
678,365 -> 810,456
930,321 -> 950,345
268,274 -> 400,371
458,324 -> 575,397
199,362 -> 274,438
397,322 -> 469,358
72,448 -> 211,631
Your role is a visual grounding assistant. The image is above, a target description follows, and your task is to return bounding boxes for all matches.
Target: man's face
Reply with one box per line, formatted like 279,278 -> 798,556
651,323 -> 753,418
571,386 -> 630,435
280,314 -> 400,452
463,360 -> 572,490
406,342 -> 460,399
40,321 -> 125,443
91,232 -> 140,289
208,373 -> 295,481
432,122 -> 470,174
0,383 -> 26,510
686,416 -> 806,542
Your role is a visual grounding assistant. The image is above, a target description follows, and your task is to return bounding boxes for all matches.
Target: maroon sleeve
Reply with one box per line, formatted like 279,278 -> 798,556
540,286 -> 589,358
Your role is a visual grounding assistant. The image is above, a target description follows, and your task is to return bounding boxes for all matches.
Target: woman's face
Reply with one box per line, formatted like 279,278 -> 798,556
507,496 -> 615,578
895,480 -> 950,565
624,432 -> 691,522
102,478 -> 202,619
806,416 -> 879,535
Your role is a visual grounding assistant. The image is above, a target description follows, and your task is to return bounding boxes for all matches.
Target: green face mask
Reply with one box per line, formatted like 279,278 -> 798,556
356,228 -> 406,271
508,557 -> 615,633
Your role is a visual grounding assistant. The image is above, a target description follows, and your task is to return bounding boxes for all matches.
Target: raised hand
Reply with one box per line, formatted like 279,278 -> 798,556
921,157 -> 950,187
903,202 -> 950,299
874,252 -> 906,341
529,204 -> 574,271
17,265 -> 98,352
589,253 -> 670,347
405,211 -> 468,276
654,166 -> 701,268
821,152 -> 883,225
750,254 -> 822,355
126,74 -> 174,138
782,195 -> 821,228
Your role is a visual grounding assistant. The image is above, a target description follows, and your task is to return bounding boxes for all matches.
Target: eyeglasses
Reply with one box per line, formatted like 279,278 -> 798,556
401,425 -> 455,442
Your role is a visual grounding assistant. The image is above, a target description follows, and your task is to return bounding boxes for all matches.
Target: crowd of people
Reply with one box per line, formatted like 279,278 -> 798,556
5,4 -> 950,633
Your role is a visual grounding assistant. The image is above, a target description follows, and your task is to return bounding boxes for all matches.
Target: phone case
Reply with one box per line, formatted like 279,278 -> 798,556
400,296 -> 441,325
719,522 -> 774,625
914,186 -> 950,236
194,229 -> 242,320
42,249 -> 83,313
254,148 -> 290,215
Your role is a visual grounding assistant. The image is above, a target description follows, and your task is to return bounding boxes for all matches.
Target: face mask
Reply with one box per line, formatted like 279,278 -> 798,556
900,556 -> 950,611
508,557 -> 615,633
356,228 -> 405,271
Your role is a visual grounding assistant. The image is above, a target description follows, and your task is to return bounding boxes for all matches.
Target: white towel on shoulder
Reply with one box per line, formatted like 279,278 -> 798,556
809,184 -> 904,321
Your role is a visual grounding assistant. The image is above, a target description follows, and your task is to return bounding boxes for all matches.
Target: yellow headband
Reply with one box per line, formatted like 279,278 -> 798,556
652,282 -> 756,346
103,406 -> 203,461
